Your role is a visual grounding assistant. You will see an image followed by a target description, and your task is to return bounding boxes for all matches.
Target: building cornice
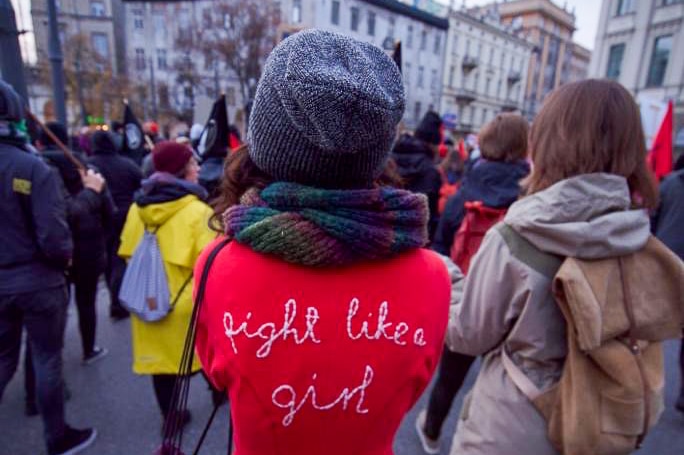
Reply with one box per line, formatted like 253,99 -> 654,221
360,0 -> 449,30
452,10 -> 534,49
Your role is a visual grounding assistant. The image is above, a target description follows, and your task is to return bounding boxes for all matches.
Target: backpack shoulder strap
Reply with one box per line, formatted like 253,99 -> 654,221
494,223 -> 563,279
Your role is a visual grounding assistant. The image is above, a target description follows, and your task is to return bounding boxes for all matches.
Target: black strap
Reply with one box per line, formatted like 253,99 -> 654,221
170,273 -> 193,310
162,237 -> 232,453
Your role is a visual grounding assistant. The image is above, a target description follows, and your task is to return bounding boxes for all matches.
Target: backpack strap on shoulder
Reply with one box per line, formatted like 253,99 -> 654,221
495,223 -> 563,279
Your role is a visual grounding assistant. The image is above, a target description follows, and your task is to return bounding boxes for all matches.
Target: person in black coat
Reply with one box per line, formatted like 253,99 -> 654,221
0,80 -> 97,454
88,131 -> 142,319
417,114 -> 531,451
37,122 -> 114,363
391,111 -> 443,241
651,160 -> 684,413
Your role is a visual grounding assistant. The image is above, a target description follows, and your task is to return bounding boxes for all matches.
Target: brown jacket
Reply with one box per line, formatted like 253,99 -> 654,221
446,174 -> 681,455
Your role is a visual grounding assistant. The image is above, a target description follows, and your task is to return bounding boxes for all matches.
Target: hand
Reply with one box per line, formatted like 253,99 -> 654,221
81,169 -> 105,193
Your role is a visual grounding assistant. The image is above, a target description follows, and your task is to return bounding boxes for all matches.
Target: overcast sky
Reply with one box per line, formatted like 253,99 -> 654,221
455,0 -> 600,49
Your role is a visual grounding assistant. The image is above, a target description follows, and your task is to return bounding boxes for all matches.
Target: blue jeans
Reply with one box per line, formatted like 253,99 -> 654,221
0,286 -> 69,445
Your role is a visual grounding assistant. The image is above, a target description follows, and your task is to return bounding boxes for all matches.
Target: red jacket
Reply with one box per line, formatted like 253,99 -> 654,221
195,239 -> 450,455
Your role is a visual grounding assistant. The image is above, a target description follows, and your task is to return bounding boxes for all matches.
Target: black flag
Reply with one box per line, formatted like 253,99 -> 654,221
122,101 -> 146,165
198,94 -> 229,160
392,41 -> 402,74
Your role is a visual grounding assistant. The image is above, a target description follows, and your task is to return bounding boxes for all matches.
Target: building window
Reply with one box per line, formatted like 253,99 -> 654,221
605,43 -> 625,80
407,25 -> 413,48
91,33 -> 109,60
405,62 -> 411,84
420,30 -> 427,50
477,43 -> 483,57
497,79 -> 502,99
414,102 -> 422,122
367,11 -> 376,36
469,106 -> 475,123
431,69 -> 438,89
489,47 -> 495,64
646,35 -> 672,87
485,77 -> 491,95
418,66 -> 425,88
350,7 -> 359,31
388,16 -> 395,38
292,0 -> 302,23
331,0 -> 340,25
452,35 -> 458,55
90,0 -> 105,17
500,51 -> 506,68
473,71 -> 479,92
616,0 -> 635,15
433,34 -> 441,55
481,108 -> 488,124
133,9 -> 144,30
449,65 -> 455,87
465,39 -> 471,55
662,0 -> 683,5
135,48 -> 145,70
157,49 -> 167,70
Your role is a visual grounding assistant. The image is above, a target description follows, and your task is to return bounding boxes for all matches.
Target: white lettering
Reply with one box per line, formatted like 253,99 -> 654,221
271,365 -> 374,427
346,298 -> 425,347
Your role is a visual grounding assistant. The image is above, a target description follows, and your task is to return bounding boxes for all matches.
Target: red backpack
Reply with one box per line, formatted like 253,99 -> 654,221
450,201 -> 507,274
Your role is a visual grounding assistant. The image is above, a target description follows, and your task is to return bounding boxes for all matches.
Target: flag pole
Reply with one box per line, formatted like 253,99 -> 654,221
26,110 -> 86,172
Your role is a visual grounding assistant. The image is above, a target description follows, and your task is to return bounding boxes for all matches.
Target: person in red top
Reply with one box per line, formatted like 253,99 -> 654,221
194,30 -> 450,455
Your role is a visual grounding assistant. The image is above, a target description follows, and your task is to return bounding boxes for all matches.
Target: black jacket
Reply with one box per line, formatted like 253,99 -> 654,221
652,169 -> 684,260
432,159 -> 530,256
0,142 -> 73,294
391,135 -> 442,241
43,149 -> 115,271
198,156 -> 224,198
88,136 -> 142,231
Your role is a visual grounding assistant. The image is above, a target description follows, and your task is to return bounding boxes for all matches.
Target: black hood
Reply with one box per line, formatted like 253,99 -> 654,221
42,148 -> 87,196
92,131 -> 118,156
461,159 -> 530,208
391,134 -> 435,179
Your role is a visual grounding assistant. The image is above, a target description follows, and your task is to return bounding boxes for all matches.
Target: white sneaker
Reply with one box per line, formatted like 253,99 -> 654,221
415,409 -> 440,454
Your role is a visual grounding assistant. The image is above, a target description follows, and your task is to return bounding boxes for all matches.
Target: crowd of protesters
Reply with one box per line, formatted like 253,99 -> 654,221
1,28 -> 683,455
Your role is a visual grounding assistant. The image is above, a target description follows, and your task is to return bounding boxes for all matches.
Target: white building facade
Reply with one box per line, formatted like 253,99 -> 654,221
281,0 -> 449,129
122,1 -> 244,126
440,9 -> 532,135
589,0 -> 684,147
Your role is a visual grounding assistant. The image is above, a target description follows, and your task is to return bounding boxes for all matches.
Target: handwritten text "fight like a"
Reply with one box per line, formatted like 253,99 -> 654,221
222,297 -> 426,359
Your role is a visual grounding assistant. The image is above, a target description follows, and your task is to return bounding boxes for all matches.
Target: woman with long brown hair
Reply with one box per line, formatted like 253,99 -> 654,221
445,79 -> 672,454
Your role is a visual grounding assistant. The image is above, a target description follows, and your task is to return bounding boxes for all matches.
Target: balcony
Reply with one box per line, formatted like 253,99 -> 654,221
454,89 -> 477,105
507,71 -> 522,85
501,99 -> 520,112
461,55 -> 479,73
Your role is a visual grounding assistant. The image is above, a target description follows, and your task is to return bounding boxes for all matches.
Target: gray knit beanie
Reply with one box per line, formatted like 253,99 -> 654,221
248,29 -> 405,188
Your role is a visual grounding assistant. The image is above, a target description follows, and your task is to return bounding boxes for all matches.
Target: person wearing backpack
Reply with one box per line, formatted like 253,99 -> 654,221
415,113 -> 530,454
190,30 -> 450,455
118,141 -> 215,427
445,79 -> 683,455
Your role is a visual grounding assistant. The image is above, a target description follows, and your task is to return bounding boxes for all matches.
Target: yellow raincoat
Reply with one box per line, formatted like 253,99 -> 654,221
119,194 -> 216,375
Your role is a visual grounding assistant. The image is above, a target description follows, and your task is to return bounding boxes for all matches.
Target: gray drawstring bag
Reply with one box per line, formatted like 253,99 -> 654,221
119,228 -> 191,322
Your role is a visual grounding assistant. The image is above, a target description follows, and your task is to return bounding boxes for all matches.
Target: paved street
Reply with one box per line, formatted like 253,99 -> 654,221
1,281 -> 683,454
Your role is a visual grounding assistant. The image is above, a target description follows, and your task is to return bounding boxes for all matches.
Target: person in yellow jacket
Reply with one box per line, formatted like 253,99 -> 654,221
119,141 -> 215,427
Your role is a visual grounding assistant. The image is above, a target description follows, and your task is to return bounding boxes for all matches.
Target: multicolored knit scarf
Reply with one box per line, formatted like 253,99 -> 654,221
223,182 -> 429,267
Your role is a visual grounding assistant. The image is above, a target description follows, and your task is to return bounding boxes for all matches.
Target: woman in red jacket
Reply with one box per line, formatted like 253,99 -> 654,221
193,30 -> 450,455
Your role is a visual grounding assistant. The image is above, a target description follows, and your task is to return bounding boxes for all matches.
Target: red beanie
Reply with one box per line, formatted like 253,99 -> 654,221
152,141 -> 193,175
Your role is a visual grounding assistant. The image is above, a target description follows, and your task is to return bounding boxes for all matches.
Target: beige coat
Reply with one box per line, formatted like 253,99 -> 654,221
446,174 -> 656,455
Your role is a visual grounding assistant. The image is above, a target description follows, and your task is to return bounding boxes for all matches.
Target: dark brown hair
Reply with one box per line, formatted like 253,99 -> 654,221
523,79 -> 657,209
209,145 -> 274,232
479,113 -> 529,162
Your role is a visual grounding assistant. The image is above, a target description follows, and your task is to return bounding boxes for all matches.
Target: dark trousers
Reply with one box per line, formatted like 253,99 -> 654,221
24,339 -> 36,406
0,287 -> 68,445
424,348 -> 476,440
71,266 -> 101,357
105,222 -> 127,313
680,338 -> 684,395
152,374 -> 177,418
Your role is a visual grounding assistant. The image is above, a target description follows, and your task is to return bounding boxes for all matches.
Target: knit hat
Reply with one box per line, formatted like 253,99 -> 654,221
248,29 -> 405,188
414,111 -> 442,145
152,141 -> 193,175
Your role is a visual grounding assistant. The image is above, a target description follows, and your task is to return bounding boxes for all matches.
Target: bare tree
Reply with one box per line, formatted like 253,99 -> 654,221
178,0 -> 280,106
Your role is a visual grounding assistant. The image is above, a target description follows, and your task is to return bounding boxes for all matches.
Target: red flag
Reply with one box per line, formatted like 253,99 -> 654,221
648,100 -> 673,180
458,139 -> 467,161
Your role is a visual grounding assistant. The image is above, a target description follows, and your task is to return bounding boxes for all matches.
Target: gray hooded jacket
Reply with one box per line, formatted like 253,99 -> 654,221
447,173 -> 650,455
